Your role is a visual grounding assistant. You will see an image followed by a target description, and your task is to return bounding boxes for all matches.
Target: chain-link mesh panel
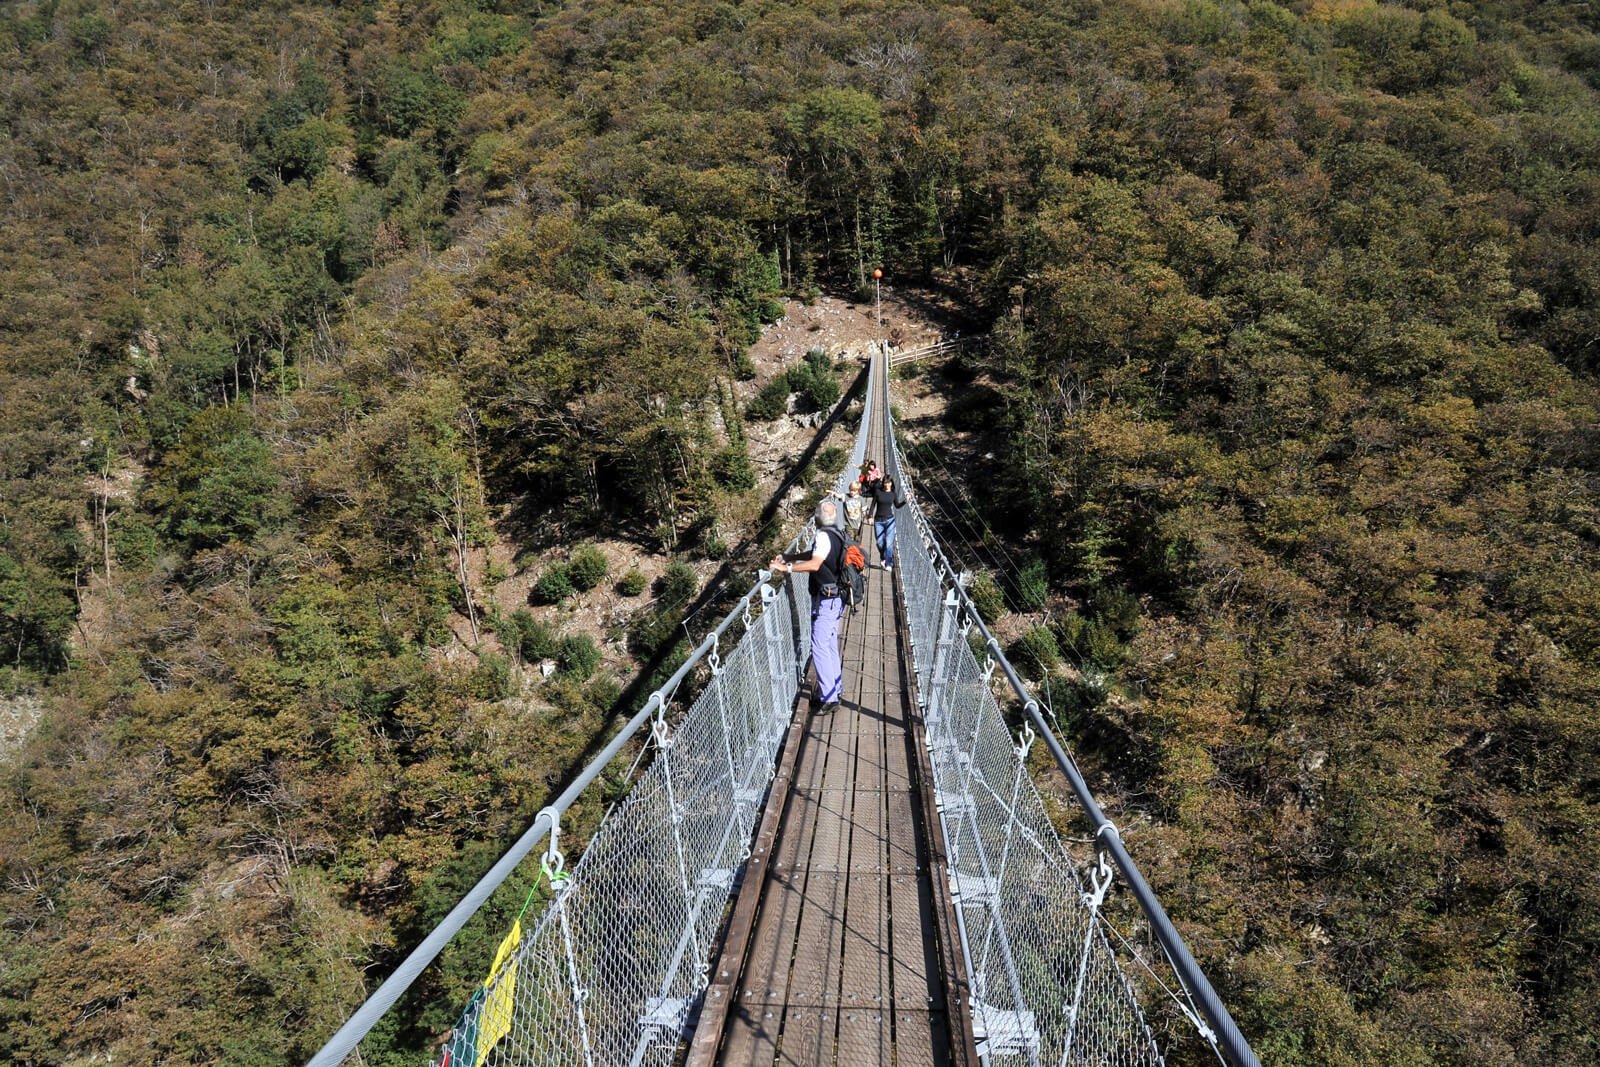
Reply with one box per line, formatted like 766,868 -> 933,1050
429,355 -> 880,1067
436,604 -> 800,1067
887,379 -> 1165,1067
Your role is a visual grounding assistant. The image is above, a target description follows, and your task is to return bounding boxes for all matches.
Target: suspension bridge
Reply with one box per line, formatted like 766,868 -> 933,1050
307,351 -> 1260,1067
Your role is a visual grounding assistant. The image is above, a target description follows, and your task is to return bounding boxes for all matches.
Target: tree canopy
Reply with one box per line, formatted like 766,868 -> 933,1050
1,0 -> 1599,1063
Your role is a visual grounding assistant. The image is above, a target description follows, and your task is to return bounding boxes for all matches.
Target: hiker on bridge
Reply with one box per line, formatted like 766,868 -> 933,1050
830,482 -> 867,540
770,497 -> 847,714
868,475 -> 909,572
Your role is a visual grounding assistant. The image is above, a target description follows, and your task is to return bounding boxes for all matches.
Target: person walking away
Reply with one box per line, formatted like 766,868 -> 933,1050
868,475 -> 909,571
770,498 -> 847,713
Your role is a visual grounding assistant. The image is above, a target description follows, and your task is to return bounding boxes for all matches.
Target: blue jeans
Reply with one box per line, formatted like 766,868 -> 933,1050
811,597 -> 843,704
875,517 -> 897,566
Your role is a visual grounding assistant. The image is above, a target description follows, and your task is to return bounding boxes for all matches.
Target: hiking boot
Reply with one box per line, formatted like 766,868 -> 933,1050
817,701 -> 840,715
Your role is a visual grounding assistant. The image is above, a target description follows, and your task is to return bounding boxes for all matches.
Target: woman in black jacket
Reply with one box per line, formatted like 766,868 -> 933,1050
867,476 -> 909,570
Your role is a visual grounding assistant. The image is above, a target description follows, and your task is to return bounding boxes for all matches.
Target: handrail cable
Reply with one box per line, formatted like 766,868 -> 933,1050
306,358 -> 877,1067
894,432 -> 1033,605
883,377 -> 1262,1067
895,423 -> 1035,585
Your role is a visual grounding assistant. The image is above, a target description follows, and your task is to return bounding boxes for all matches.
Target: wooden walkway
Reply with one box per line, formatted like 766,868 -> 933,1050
696,360 -> 974,1067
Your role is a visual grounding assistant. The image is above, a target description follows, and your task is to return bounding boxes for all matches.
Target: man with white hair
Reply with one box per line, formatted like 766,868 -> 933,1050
770,497 -> 847,714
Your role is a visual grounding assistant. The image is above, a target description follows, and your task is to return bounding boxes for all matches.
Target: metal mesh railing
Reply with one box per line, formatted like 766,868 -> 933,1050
314,350 -> 1256,1067
422,354 -> 876,1067
436,577 -> 801,1067
886,402 -> 1163,1067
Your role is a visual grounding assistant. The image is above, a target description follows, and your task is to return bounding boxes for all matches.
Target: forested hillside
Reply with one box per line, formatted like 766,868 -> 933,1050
1,0 -> 1597,1064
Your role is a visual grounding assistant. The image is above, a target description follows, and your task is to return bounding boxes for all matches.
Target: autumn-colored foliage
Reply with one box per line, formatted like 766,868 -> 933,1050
1,0 -> 1598,1064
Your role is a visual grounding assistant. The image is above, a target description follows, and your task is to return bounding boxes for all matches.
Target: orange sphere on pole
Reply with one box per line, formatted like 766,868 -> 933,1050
873,269 -> 882,279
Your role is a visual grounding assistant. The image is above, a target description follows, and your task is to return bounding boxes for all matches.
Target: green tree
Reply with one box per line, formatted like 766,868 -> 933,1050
145,406 -> 286,552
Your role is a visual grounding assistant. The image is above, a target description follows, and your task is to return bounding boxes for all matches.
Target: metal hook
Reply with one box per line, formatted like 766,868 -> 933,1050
1015,724 -> 1036,760
1088,821 -> 1120,906
539,806 -> 568,884
1084,848 -> 1114,911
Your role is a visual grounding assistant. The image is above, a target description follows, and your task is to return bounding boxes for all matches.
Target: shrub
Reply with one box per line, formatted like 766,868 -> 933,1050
701,529 -> 728,561
711,445 -> 756,491
616,569 -> 647,597
1009,557 -> 1050,613
629,608 -> 682,659
792,349 -> 840,411
585,674 -> 622,713
947,386 -> 1005,432
1055,610 -> 1124,668
530,563 -> 573,605
470,651 -> 515,699
558,634 -> 602,679
732,349 -> 757,380
1092,585 -> 1142,638
110,511 -> 162,569
967,572 -> 1005,624
1010,626 -> 1062,678
507,608 -> 559,660
1082,619 -> 1126,667
656,560 -> 698,610
745,374 -> 792,421
568,544 -> 608,591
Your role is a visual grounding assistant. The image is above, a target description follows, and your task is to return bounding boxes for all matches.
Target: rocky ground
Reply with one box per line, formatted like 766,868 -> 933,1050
476,286 -> 973,683
0,692 -> 43,761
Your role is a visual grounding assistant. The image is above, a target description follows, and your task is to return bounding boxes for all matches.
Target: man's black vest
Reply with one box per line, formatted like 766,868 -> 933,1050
810,528 -> 847,599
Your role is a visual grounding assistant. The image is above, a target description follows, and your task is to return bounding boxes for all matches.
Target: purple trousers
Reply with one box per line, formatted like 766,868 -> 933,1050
811,597 -> 844,704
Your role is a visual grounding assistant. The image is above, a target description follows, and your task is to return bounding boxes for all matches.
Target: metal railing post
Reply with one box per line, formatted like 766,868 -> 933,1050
926,586 -> 961,726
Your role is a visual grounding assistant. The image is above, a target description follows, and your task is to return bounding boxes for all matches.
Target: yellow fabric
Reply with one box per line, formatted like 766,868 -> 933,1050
475,920 -> 521,1067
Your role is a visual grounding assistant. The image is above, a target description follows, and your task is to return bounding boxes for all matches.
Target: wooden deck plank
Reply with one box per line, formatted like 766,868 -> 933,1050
806,789 -> 852,873
890,1011 -> 951,1067
835,1010 -> 889,1067
722,1003 -> 782,1067
791,711 -> 832,794
778,1006 -> 832,1067
737,864 -> 806,1003
887,864 -> 943,1011
885,788 -> 919,875
786,872 -> 844,1006
771,782 -> 823,874
838,872 -> 889,1009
